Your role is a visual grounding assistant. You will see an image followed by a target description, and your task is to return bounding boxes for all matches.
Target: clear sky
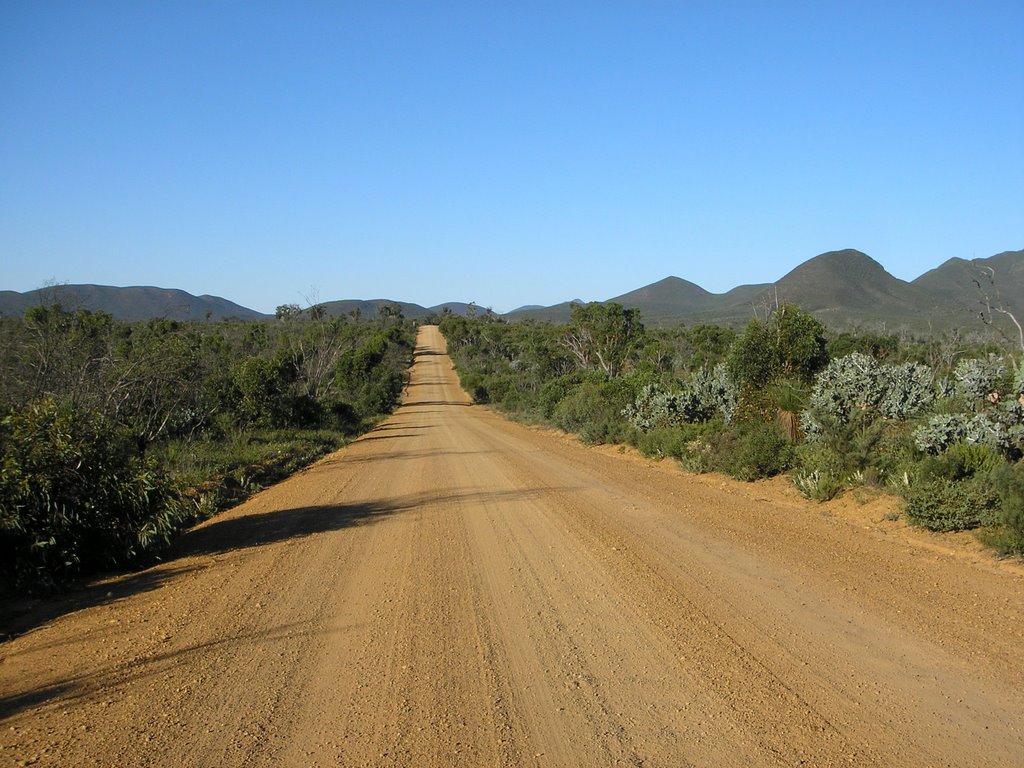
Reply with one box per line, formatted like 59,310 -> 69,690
1,1 -> 1022,314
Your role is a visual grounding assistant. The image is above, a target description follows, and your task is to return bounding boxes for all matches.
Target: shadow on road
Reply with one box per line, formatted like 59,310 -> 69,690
355,432 -> 424,442
0,500 -> 402,644
0,564 -> 200,646
404,399 -> 470,407
175,485 -> 570,561
0,483 -> 581,720
172,500 -> 401,560
367,422 -> 435,431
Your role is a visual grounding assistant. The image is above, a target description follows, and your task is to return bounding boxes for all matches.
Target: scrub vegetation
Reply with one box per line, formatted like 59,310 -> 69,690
0,303 -> 415,590
440,303 -> 1024,557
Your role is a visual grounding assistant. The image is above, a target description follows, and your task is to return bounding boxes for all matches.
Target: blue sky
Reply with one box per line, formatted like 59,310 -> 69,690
1,2 -> 1022,314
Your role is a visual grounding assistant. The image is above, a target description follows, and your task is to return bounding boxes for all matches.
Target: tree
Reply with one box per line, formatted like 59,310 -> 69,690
561,302 -> 644,378
275,304 -> 301,322
231,356 -> 287,426
773,304 -> 828,383
378,302 -> 404,322
727,304 -> 827,389
727,319 -> 777,389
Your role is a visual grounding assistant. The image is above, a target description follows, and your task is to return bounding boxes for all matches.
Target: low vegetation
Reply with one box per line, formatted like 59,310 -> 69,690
440,303 -> 1024,558
0,304 -> 415,590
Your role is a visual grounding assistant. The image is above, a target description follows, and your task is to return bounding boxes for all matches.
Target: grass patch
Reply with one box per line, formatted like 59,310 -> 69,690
159,428 -> 346,518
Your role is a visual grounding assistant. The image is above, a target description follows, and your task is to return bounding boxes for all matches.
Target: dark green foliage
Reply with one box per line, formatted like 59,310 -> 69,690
827,331 -> 899,362
552,374 -> 641,445
332,329 -> 411,428
679,324 -> 737,372
727,305 -> 827,390
727,319 -> 777,389
794,416 -> 914,501
916,442 -> 1002,483
904,443 -> 1002,532
904,477 -> 1000,532
0,400 -> 181,590
633,421 -> 722,473
984,462 -> 1024,555
804,410 -> 887,476
0,305 -> 416,589
232,356 -> 289,427
716,423 -> 795,481
537,375 -> 585,419
774,304 -> 829,384
634,426 -> 692,460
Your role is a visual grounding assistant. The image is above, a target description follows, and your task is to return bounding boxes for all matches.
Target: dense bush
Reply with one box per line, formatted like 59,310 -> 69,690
727,305 -> 827,389
0,306 -> 417,589
953,355 -> 1005,403
633,421 -> 721,466
903,443 -> 1002,532
912,373 -> 1024,458
716,423 -> 795,481
985,462 -> 1024,555
0,399 -> 181,590
879,363 -> 935,420
904,478 -> 1000,532
916,442 -> 1003,482
552,374 -> 641,445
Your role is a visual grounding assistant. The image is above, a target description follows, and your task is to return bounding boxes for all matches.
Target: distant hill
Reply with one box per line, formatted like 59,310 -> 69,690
905,249 -> 1024,338
609,276 -> 714,322
702,249 -> 929,328
913,250 -> 1024,312
507,248 -> 1024,332
315,299 -> 477,320
5,248 -> 1021,332
0,284 -> 266,321
316,299 -> 431,319
506,300 -> 581,324
0,284 -> 482,323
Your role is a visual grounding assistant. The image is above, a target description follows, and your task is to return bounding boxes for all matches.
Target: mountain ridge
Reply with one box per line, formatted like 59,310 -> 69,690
0,284 -> 267,321
508,248 -> 1023,330
3,248 -> 1021,330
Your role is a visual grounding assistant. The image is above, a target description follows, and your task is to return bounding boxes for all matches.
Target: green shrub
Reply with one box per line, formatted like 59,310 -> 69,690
624,365 -> 736,430
634,422 -> 722,464
0,399 -> 180,591
916,442 -> 1002,483
953,356 -> 1004,403
796,405 -> 910,489
904,476 -> 1000,532
456,371 -> 490,403
552,374 -> 641,445
717,423 -> 795,481
231,356 -> 288,427
727,319 -> 777,389
982,462 -> 1024,555
902,442 -> 1003,532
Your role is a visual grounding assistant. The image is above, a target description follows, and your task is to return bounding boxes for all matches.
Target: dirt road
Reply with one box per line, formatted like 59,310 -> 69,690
2,325 -> 1023,767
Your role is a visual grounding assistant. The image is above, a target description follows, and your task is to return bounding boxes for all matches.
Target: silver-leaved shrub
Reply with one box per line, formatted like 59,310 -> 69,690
801,353 -> 934,440
953,355 -> 1005,404
624,363 -> 736,430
